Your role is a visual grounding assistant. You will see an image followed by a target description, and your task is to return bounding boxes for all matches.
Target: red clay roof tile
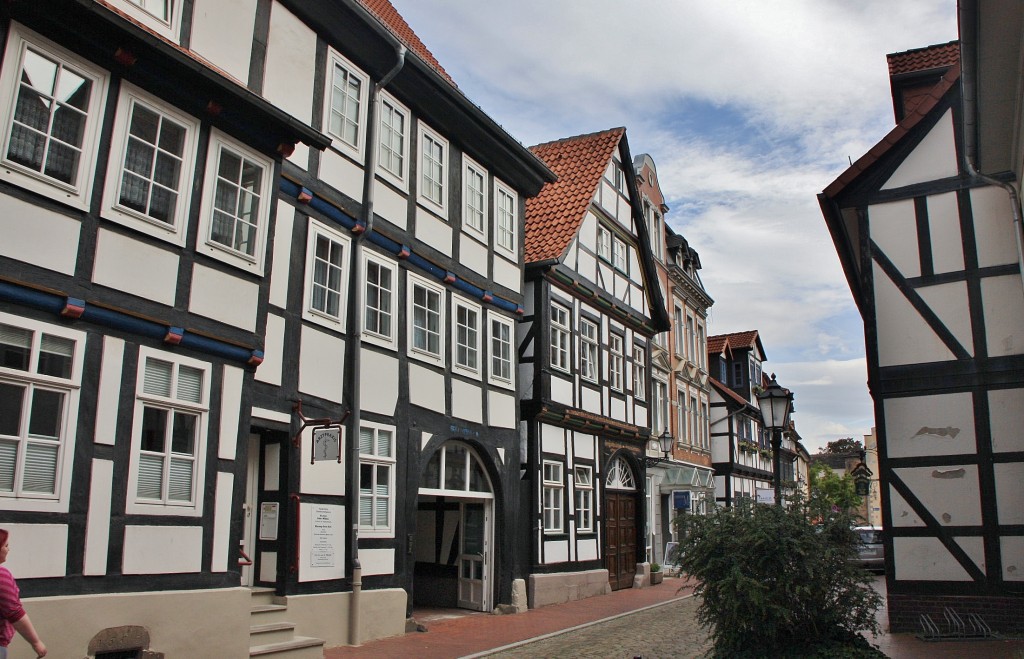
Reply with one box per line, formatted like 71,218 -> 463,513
710,330 -> 759,350
887,41 -> 960,76
358,0 -> 455,86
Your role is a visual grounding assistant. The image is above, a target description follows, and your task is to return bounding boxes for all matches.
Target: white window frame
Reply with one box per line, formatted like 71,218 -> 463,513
462,155 -> 487,240
652,376 -> 668,435
609,333 -> 624,391
452,295 -> 481,378
690,395 -> 700,451
101,83 -> 199,245
686,314 -> 696,361
0,24 -> 109,211
0,313 -> 84,513
126,347 -> 210,516
700,398 -> 710,450
376,92 -> 409,189
196,129 -> 274,275
407,273 -> 445,366
418,124 -> 448,217
677,388 -> 688,446
542,460 -> 564,533
301,218 -> 351,331
358,421 -> 396,538
697,322 -> 706,369
673,306 -> 685,356
597,225 -> 611,262
574,465 -> 594,533
324,48 -> 368,160
494,179 -> 517,258
579,318 -> 598,382
487,311 -> 514,389
361,250 -> 398,350
612,236 -> 627,272
550,303 -> 570,373
632,345 -> 646,400
107,0 -> 182,42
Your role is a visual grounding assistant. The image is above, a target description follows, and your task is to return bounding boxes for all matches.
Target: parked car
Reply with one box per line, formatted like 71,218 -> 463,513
851,526 -> 884,572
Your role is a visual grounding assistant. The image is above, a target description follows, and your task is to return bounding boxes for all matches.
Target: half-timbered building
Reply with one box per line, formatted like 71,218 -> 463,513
518,128 -> 670,607
819,3 -> 1024,632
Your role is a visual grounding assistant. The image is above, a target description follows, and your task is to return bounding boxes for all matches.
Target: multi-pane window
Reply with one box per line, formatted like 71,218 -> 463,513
454,300 -> 480,374
690,396 -> 699,449
115,99 -> 187,225
490,315 -> 513,384
0,319 -> 80,503
133,352 -> 208,510
550,303 -> 570,372
609,334 -> 623,391
580,319 -> 598,382
304,220 -> 350,328
697,324 -> 706,368
410,277 -> 443,361
378,96 -> 406,183
686,315 -> 696,360
363,255 -> 395,344
674,306 -> 685,355
677,390 -> 688,445
597,225 -> 611,261
652,378 -> 668,434
112,0 -> 180,39
543,461 -> 563,533
359,425 -> 394,536
612,236 -> 627,271
420,128 -> 447,210
128,0 -> 171,22
732,362 -> 743,387
327,54 -> 365,154
463,159 -> 487,235
574,466 -> 593,532
207,139 -> 266,260
700,401 -> 710,450
495,182 -> 516,254
633,345 -> 646,400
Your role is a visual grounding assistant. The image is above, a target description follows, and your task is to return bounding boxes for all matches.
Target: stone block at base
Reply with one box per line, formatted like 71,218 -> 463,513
528,569 -> 610,608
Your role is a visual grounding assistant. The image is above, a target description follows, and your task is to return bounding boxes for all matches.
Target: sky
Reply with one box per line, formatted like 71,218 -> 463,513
388,0 -> 959,452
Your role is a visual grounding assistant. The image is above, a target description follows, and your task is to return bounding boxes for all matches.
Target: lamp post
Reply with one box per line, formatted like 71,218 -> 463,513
756,373 -> 793,506
643,428 -> 674,468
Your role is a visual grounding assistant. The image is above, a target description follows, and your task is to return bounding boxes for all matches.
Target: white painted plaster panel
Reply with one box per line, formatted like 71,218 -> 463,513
452,379 -> 483,424
541,424 -> 566,455
578,538 -> 599,561
550,287 -> 573,305
893,536 -> 981,581
320,149 -> 363,202
260,551 -> 278,583
550,375 -> 574,406
580,212 -> 597,249
972,186 -> 1020,268
917,282 -> 972,356
94,336 -> 124,445
460,237 -> 488,279
288,143 -> 309,172
926,192 -> 964,274
374,180 -> 408,231
211,471 -> 234,572
298,325 -> 346,402
981,275 -> 1024,357
988,389 -> 1024,453
873,262 -> 955,366
577,248 -> 596,282
189,0 -> 256,85
572,433 -> 595,460
597,262 -> 614,290
122,525 -> 203,574
269,205 -> 294,309
0,193 -> 79,274
361,349 -> 399,416
609,396 -> 625,421
83,461 -> 113,575
868,200 -> 920,278
1002,538 -> 1024,580
617,197 -> 631,226
298,503 -> 345,582
361,548 -> 396,576
190,264 -> 259,331
264,2 -> 316,122
93,229 -> 178,306
264,442 -> 281,491
493,257 -> 520,293
634,405 -> 648,430
994,462 -> 1024,525
518,365 -> 533,398
252,407 -> 290,424
883,393 -> 975,458
299,425 -> 346,495
881,110 -> 958,190
2,524 -> 67,578
255,313 -> 285,386
218,365 -> 244,460
544,539 -> 569,564
409,362 -> 445,412
488,390 -> 516,429
892,465 -> 981,526
415,208 -> 453,257
581,386 -> 601,413
888,486 -> 925,527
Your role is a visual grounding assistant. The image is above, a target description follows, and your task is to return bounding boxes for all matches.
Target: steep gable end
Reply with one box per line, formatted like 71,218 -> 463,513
359,0 -> 455,86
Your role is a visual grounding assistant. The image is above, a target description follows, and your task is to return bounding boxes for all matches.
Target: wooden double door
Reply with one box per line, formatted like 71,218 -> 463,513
605,492 -> 638,590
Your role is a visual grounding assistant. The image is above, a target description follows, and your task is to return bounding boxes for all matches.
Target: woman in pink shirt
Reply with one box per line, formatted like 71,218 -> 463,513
0,530 -> 46,658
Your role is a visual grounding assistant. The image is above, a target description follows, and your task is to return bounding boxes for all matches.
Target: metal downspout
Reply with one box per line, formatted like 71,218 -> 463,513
346,43 -> 406,647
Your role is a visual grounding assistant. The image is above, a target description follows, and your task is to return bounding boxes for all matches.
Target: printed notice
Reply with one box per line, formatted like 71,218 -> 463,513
311,505 -> 335,568
259,502 -> 279,541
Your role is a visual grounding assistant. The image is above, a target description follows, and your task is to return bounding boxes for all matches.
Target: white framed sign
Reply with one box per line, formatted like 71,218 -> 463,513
259,502 -> 279,541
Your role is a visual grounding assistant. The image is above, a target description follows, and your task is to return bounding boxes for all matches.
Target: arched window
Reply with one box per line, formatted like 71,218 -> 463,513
606,456 -> 636,490
420,441 -> 493,497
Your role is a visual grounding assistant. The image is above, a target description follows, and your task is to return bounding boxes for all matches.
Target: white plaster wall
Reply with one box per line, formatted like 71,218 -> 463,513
988,388 -> 1024,452
1003,538 -> 1024,580
269,204 -> 294,309
572,433 -> 595,460
264,442 -> 281,491
288,143 -> 309,172
550,375 -> 574,406
260,551 -> 277,583
541,424 -> 566,455
493,257 -> 520,293
361,349 -> 399,416
893,536 -> 980,581
577,248 -> 597,283
409,362 -> 445,412
190,263 -> 259,331
361,548 -> 396,576
981,274 -> 1024,356
972,185 -> 1020,268
488,390 -> 516,429
320,149 -> 364,206
218,365 -> 243,460
452,379 -> 483,423
211,471 -> 234,572
868,199 -> 920,277
994,462 -> 1024,525
189,0 -> 256,84
917,281 -> 973,355
2,524 -> 66,577
375,180 -> 408,230
882,110 -> 958,190
460,238 -> 489,279
93,229 -> 178,306
634,405 -> 648,430
263,2 -> 316,122
122,525 -> 203,574
0,193 -> 79,275
892,465 -> 981,526
926,191 -> 964,274
94,336 -> 124,446
874,262 -> 955,366
415,208 -> 452,257
578,538 -> 599,561
609,396 -> 625,421
544,539 -> 569,564
84,460 -> 113,575
580,386 -> 601,414
300,425 -> 345,495
255,313 -> 285,386
298,325 -> 346,402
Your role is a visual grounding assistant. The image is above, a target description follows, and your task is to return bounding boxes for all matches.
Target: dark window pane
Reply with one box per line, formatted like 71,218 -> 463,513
27,389 -> 63,439
140,406 -> 167,452
0,383 -> 26,436
171,411 -> 196,455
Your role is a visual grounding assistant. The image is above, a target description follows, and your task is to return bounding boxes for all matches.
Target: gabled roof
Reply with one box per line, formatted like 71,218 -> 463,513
358,0 -> 455,86
709,376 -> 754,409
887,41 -> 960,76
707,335 -> 729,356
709,330 -> 764,361
525,128 -> 626,263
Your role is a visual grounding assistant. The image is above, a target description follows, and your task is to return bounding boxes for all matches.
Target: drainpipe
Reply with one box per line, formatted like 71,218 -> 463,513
346,42 -> 406,647
958,0 -> 1024,297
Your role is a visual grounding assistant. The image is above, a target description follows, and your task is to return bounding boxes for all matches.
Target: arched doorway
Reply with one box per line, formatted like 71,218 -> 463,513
604,455 -> 639,591
413,441 -> 495,611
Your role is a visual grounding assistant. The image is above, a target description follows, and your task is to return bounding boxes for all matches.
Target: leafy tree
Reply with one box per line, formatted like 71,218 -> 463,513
823,437 -> 863,454
672,497 -> 882,658
809,463 -> 862,516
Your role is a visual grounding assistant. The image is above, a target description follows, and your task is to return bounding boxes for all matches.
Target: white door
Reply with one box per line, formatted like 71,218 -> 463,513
457,501 -> 490,611
241,433 -> 259,587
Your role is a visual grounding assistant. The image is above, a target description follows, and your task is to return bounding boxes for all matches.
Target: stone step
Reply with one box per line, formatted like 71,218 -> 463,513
250,621 -> 298,647
251,602 -> 291,625
249,636 -> 324,659
249,586 -> 279,607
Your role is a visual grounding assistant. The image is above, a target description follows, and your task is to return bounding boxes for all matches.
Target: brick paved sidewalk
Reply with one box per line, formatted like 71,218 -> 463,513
324,575 -> 698,659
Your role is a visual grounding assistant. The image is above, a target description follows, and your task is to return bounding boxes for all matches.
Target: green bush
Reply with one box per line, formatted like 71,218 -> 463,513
671,497 -> 883,658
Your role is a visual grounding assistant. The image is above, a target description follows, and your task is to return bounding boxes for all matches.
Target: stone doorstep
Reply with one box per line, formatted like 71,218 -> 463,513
250,622 -> 299,647
249,636 -> 325,658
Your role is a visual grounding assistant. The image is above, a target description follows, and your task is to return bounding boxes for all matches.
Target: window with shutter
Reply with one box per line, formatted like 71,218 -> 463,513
358,423 -> 395,537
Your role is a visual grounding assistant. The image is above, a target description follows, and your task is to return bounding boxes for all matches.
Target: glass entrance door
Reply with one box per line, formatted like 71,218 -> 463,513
457,501 -> 489,611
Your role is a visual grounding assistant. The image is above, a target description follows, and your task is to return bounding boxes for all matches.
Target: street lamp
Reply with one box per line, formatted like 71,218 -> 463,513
643,428 -> 674,468
756,373 -> 793,506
